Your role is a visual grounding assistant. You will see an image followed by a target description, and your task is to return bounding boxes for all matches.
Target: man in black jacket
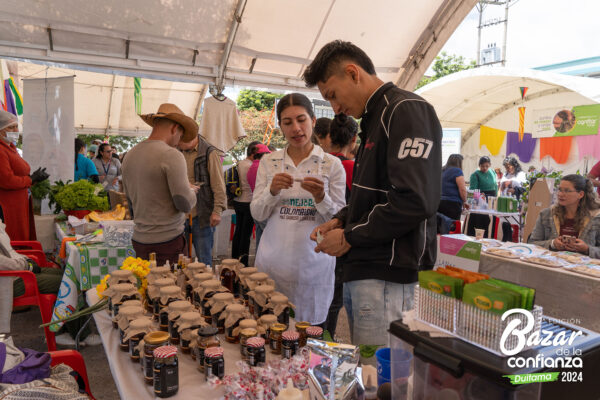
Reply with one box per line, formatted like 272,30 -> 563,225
305,40 -> 442,347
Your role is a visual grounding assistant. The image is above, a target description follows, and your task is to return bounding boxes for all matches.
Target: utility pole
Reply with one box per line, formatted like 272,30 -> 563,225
476,0 -> 517,66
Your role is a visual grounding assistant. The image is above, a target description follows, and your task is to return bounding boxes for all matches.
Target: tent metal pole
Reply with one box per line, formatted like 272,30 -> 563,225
215,0 -> 248,94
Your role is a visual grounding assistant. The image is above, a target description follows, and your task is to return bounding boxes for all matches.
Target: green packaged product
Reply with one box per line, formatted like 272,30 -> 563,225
462,281 -> 521,315
418,270 -> 464,299
486,278 -> 535,310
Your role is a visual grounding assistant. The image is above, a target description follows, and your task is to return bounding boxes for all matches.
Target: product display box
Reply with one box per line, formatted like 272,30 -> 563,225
435,234 -> 482,273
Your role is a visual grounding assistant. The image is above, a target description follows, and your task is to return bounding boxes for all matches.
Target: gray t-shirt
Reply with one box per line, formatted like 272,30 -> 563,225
93,157 -> 122,191
122,140 -> 196,244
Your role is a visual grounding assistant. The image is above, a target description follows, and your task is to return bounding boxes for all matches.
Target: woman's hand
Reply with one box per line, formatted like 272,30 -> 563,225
300,177 -> 325,203
270,173 -> 293,196
565,238 -> 589,254
551,236 -> 566,251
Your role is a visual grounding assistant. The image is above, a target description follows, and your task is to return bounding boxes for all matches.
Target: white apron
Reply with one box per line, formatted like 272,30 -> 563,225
255,153 -> 335,324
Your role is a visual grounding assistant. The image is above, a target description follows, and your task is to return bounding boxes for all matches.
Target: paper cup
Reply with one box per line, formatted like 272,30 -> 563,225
475,228 -> 485,240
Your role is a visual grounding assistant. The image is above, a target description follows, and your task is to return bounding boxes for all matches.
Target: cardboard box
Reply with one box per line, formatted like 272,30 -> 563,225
435,234 -> 482,273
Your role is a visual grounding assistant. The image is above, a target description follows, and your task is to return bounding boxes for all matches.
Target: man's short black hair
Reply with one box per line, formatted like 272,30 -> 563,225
302,40 -> 376,87
314,117 -> 332,140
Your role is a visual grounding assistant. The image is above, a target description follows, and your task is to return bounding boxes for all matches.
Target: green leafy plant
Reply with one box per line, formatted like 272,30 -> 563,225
521,170 -> 563,214
53,180 -> 109,212
30,180 -> 51,200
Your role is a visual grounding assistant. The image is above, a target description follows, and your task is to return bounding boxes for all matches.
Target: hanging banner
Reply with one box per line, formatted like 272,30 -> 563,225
23,76 -> 75,213
479,125 -> 506,156
532,104 -> 600,138
442,128 -> 461,165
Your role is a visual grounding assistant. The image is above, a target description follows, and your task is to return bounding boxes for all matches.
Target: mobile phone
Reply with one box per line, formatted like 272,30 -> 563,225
561,235 -> 574,244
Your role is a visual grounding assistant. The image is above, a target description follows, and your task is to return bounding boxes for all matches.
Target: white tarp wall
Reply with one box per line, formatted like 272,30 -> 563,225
417,67 -> 600,177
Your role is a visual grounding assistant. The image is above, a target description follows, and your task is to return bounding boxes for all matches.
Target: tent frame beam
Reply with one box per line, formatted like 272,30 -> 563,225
215,0 -> 248,95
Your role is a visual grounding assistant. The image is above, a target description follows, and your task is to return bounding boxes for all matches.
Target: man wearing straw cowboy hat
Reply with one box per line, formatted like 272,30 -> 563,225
122,103 -> 198,266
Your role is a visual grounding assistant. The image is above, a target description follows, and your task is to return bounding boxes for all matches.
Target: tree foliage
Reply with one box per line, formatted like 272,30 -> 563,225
236,89 -> 283,111
229,109 -> 286,162
416,52 -> 477,89
77,134 -> 145,154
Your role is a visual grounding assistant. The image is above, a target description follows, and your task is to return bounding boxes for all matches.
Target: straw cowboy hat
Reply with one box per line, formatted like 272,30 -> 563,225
139,103 -> 198,143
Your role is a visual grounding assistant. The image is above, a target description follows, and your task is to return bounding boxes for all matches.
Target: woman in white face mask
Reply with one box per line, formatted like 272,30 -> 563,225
0,110 -> 48,241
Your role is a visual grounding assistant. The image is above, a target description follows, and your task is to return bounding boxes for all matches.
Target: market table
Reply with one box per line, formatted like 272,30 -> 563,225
51,222 -> 134,331
85,290 -> 315,399
479,253 -> 600,332
463,209 -> 521,239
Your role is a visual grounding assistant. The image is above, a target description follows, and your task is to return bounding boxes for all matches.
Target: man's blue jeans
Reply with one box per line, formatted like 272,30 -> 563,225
185,217 -> 215,267
343,279 -> 416,347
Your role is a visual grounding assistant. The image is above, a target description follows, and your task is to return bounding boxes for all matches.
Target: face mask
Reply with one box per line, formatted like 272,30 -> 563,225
5,131 -> 19,144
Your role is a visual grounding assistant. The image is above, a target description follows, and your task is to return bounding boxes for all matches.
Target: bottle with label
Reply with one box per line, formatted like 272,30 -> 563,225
153,345 -> 178,398
143,331 -> 170,386
204,347 -> 224,381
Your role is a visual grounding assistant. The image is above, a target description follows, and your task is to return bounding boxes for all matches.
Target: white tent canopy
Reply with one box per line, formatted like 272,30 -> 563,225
13,61 -> 207,136
1,0 -> 476,93
416,67 -> 600,175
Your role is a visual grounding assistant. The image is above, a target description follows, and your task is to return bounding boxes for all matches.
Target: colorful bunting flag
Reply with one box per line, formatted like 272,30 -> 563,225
518,106 -> 525,142
519,86 -> 528,100
7,77 -> 23,115
479,125 -> 507,156
134,77 -> 142,115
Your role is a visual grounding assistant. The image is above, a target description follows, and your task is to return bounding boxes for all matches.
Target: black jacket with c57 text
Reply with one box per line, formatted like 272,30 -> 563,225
336,82 -> 442,284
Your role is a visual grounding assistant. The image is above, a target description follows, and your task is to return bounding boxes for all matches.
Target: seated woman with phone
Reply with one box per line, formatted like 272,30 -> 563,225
528,174 -> 600,258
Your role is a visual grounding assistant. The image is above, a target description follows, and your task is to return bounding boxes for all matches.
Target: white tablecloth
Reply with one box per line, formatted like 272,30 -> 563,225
86,290 -> 312,399
463,209 -> 521,239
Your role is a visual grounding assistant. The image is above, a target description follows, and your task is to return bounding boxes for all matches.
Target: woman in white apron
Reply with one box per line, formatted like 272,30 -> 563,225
250,93 -> 346,325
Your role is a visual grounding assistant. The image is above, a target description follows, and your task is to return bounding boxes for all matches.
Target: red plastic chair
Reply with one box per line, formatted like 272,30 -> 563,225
10,240 -> 44,252
49,350 -> 96,399
13,247 -> 61,270
0,270 -> 57,351
449,220 -> 462,234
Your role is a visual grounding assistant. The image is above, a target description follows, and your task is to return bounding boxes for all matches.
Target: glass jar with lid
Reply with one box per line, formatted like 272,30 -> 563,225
248,284 -> 274,318
184,258 -> 207,299
257,314 -> 278,344
199,280 -> 225,323
269,323 -> 286,354
107,269 -> 136,286
268,294 -> 291,327
218,258 -> 240,294
195,326 -> 220,373
239,328 -> 258,361
191,273 -> 215,308
115,305 -> 145,351
158,286 -> 184,331
306,326 -> 324,341
295,321 -> 310,348
125,317 -> 153,362
148,277 -> 176,318
104,282 -> 140,325
237,267 -> 257,303
143,331 -> 170,385
282,330 -> 300,359
204,347 -> 224,381
221,303 -> 249,343
153,345 -> 178,398
246,336 -> 266,366
207,292 -> 235,333
167,300 -> 194,344
176,311 -> 205,354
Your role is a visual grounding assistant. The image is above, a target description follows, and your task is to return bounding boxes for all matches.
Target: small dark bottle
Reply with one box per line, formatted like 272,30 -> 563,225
246,336 -> 266,367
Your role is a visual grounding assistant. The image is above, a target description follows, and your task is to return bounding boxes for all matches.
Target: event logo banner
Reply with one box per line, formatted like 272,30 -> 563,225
532,104 -> 600,138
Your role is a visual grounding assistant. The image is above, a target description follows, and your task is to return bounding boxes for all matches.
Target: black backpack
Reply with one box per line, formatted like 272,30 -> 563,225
224,165 -> 241,201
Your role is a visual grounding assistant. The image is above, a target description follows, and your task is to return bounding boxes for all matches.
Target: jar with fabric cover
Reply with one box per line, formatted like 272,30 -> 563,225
257,314 -> 278,344
125,317 -> 153,362
246,336 -> 266,366
153,345 -> 179,398
306,326 -> 323,341
206,292 -> 235,333
237,267 -> 257,303
148,277 -> 176,318
176,311 -> 205,354
195,326 -> 220,373
115,305 -> 145,351
247,284 -> 274,318
167,300 -> 194,344
191,272 -> 215,308
184,259 -> 207,299
103,282 -> 140,325
266,294 -> 293,327
198,280 -> 227,322
218,258 -> 241,294
143,331 -> 170,385
158,286 -> 184,331
221,303 -> 251,343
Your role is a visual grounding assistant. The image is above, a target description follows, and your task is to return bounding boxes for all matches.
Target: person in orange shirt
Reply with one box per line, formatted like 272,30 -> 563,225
0,111 -> 48,241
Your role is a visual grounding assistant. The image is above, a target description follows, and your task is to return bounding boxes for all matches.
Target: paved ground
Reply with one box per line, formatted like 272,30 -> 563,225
9,242 -> 351,400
